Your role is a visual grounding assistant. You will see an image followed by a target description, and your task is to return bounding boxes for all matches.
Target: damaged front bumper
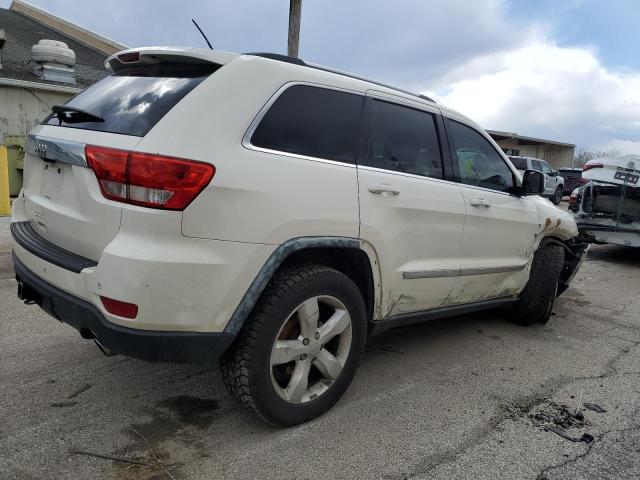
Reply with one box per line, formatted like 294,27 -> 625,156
557,240 -> 589,296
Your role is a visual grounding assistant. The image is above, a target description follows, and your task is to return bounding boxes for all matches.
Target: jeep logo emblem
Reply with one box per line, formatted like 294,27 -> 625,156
33,142 -> 48,155
628,160 -> 636,169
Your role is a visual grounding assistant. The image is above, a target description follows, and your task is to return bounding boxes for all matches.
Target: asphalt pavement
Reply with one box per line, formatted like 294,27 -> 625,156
1,214 -> 639,480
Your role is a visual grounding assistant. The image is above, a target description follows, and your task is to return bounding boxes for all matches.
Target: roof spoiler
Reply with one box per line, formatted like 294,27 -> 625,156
105,47 -> 238,72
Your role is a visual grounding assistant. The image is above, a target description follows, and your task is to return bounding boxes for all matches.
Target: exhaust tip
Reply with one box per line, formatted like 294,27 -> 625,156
94,339 -> 114,357
17,281 -> 38,305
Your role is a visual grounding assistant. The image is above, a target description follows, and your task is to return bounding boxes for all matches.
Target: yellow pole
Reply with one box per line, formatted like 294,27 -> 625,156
0,146 -> 11,215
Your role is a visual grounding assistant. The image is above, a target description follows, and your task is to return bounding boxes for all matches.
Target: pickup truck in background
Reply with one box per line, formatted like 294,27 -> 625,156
569,156 -> 640,247
509,156 -> 564,205
558,167 -> 589,196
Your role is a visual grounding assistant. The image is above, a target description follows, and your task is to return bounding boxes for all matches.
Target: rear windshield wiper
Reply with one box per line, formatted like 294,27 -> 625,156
51,105 -> 104,124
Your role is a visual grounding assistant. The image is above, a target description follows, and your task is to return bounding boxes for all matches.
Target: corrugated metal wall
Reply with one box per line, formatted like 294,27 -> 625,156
0,86 -> 73,143
515,145 -> 575,170
494,138 -> 575,170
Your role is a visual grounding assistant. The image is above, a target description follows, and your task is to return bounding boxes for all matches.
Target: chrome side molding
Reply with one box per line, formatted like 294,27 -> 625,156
403,268 -> 459,279
403,263 -> 527,280
26,134 -> 87,167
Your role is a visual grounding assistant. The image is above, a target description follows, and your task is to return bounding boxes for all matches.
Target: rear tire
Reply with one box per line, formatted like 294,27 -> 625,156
220,264 -> 367,426
551,186 -> 563,205
511,244 -> 565,326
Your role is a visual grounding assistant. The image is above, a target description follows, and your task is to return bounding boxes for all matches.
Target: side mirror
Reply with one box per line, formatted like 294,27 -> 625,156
550,171 -> 558,177
522,169 -> 545,195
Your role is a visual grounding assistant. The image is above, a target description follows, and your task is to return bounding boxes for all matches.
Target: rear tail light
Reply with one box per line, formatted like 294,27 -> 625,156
568,190 -> 582,212
100,296 -> 138,319
583,161 -> 603,172
118,51 -> 140,63
569,191 -> 578,205
577,177 -> 590,186
86,145 -> 215,210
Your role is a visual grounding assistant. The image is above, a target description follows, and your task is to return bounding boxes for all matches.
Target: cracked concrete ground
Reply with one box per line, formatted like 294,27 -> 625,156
1,214 -> 639,480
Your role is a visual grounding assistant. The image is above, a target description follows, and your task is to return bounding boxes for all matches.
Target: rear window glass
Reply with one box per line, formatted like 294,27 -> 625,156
43,63 -> 219,137
361,99 -> 443,178
509,157 -> 528,169
250,85 -> 364,163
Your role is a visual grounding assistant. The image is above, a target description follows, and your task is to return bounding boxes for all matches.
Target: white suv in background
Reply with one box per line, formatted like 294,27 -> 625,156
509,156 -> 565,205
11,47 -> 587,426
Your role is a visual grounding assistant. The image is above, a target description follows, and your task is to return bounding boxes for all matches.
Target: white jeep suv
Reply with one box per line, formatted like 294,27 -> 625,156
11,47 -> 588,426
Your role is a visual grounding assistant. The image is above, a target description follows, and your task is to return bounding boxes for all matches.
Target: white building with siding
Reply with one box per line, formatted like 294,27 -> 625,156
0,0 -> 125,145
488,130 -> 576,170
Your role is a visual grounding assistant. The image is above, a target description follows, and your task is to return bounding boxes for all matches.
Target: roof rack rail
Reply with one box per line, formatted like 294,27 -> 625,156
245,52 -> 306,66
245,52 -> 436,104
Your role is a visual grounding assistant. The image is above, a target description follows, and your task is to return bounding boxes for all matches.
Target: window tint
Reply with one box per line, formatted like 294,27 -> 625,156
361,99 -> 443,178
44,63 -> 218,137
251,85 -> 364,163
509,156 -> 528,170
448,120 -> 514,192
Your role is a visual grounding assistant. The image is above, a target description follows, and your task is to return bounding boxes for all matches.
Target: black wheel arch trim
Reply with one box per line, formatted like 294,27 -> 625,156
538,236 -> 589,296
223,236 -> 361,335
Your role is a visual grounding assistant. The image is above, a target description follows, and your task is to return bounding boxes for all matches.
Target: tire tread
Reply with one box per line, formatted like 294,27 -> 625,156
220,264 -> 352,425
512,244 -> 565,325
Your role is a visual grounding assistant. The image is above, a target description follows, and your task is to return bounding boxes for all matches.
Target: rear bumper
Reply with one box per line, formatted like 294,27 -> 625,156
578,224 -> 640,247
11,221 -> 97,273
13,252 -> 235,364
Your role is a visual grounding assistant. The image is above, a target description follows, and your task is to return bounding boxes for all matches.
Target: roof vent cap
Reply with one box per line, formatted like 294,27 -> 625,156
31,39 -> 76,84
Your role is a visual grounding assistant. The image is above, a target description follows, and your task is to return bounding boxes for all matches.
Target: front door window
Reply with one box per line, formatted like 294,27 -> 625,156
447,120 -> 515,193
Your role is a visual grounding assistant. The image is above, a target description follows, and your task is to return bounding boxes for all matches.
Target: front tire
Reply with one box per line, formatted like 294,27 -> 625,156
511,244 -> 565,326
551,186 -> 563,205
221,264 -> 367,426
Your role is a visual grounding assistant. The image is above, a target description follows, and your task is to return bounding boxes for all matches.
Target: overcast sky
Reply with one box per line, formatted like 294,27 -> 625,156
4,0 -> 639,153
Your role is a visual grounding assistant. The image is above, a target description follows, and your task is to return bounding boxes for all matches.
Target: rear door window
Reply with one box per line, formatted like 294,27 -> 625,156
250,85 -> 364,163
360,99 -> 443,178
44,63 -> 218,137
509,157 -> 528,170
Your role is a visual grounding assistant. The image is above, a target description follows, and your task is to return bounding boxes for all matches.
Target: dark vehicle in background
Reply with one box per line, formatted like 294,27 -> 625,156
559,167 -> 588,195
569,156 -> 640,247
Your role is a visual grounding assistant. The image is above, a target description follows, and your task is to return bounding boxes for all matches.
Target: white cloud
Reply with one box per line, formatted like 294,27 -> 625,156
602,139 -> 640,155
11,0 -> 640,155
427,40 -> 640,153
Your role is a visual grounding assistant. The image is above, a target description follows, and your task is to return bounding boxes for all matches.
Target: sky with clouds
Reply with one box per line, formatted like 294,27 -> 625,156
3,0 -> 638,153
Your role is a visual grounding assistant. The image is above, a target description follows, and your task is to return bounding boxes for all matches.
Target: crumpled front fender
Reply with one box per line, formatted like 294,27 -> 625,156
531,195 -> 579,245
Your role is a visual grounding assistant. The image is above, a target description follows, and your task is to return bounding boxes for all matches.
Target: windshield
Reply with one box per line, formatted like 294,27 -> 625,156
43,62 -> 219,137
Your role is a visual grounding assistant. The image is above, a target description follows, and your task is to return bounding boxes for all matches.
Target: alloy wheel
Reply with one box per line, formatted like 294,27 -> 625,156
269,295 -> 352,404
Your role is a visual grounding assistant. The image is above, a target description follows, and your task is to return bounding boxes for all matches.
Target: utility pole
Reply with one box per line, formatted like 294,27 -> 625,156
288,0 -> 302,58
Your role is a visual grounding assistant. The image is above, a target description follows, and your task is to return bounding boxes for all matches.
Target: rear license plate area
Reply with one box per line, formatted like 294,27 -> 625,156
40,162 -> 64,199
614,171 -> 639,184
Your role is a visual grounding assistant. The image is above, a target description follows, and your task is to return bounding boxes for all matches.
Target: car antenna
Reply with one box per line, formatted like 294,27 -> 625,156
191,19 -> 213,50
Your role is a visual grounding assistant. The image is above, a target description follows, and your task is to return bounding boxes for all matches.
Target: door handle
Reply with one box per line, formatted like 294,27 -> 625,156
368,184 -> 400,196
469,198 -> 490,208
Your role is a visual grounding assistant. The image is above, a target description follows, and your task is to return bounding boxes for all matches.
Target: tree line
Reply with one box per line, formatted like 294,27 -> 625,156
574,148 -> 621,167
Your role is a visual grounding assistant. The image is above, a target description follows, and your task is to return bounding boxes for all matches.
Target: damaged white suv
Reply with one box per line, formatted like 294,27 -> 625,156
12,47 -> 588,426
